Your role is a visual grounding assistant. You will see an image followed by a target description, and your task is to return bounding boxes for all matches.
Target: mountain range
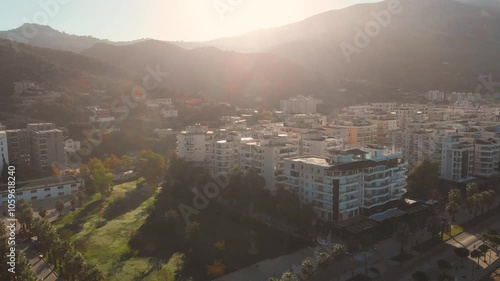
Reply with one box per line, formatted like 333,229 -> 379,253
0,0 -> 499,105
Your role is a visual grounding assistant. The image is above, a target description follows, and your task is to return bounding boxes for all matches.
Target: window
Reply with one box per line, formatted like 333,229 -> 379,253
58,186 -> 64,190
58,192 -> 65,196
45,194 -> 51,198
31,196 -> 37,200
71,184 -> 77,187
31,190 -> 37,194
44,188 -> 51,191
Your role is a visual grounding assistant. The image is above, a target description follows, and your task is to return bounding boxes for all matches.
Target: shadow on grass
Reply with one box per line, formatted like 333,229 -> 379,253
109,249 -> 137,276
131,257 -> 165,281
103,188 -> 152,221
58,199 -> 104,234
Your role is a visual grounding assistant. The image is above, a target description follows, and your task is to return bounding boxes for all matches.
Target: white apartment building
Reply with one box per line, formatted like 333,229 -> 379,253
280,96 -> 321,114
426,90 -> 446,102
440,135 -> 475,182
371,103 -> 398,113
300,133 -> 343,158
240,135 -> 299,191
0,176 -> 84,204
329,119 -> 377,149
284,146 -> 407,222
176,125 -> 214,164
210,138 -> 240,176
473,139 -> 500,177
0,132 -> 9,174
370,118 -> 398,146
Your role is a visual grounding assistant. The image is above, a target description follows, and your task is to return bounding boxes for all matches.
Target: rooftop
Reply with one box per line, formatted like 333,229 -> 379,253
0,176 -> 82,192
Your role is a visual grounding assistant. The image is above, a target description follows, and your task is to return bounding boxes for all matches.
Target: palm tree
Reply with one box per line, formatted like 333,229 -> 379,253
77,190 -> 84,206
454,247 -> 470,268
436,259 -> 452,274
446,202 -> 459,222
332,243 -> 346,281
482,190 -> 495,212
300,259 -> 315,280
70,195 -> 77,210
470,249 -> 482,276
38,206 -> 48,218
315,250 -> 330,270
280,271 -> 299,281
56,200 -> 64,217
67,252 -> 86,281
478,244 -> 491,263
81,263 -> 105,281
448,188 -> 463,205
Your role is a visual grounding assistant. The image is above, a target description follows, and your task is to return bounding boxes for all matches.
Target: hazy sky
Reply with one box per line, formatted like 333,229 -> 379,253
0,0 -> 380,41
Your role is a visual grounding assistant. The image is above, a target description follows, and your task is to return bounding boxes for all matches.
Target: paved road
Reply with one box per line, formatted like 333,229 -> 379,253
380,213 -> 500,281
18,241 -> 63,281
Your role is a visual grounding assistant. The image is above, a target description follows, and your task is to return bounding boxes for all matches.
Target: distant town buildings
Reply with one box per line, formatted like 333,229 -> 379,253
280,95 -> 322,114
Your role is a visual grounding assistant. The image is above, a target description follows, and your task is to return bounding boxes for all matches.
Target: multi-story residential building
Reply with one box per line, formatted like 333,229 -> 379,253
426,90 -> 446,102
473,139 -> 500,177
210,137 -> 240,176
300,132 -> 343,157
369,118 -> 398,146
27,124 -> 65,174
329,119 -> 377,149
284,146 -> 407,222
371,103 -> 398,113
0,132 -> 9,174
4,129 -> 31,166
176,125 -> 214,164
280,95 -> 321,114
440,135 -> 475,182
0,176 -> 84,204
4,123 -> 65,175
240,134 -> 299,191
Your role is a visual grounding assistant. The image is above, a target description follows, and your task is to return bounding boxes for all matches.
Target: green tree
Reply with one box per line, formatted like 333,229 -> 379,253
407,158 -> 440,199
332,243 -> 347,281
300,259 -> 315,280
470,249 -> 482,276
280,271 -> 299,281
446,202 -> 459,222
120,155 -> 132,170
69,195 -> 77,209
103,154 -> 121,171
56,200 -> 65,217
448,188 -> 463,205
136,150 -> 167,182
478,244 -> 490,263
91,162 -> 114,196
38,206 -> 48,218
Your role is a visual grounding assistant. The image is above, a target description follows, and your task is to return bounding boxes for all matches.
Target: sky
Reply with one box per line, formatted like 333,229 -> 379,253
0,0 -> 380,42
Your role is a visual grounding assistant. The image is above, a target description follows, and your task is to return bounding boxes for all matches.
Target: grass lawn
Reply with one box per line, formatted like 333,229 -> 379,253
442,225 -> 464,242
54,181 -> 188,281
